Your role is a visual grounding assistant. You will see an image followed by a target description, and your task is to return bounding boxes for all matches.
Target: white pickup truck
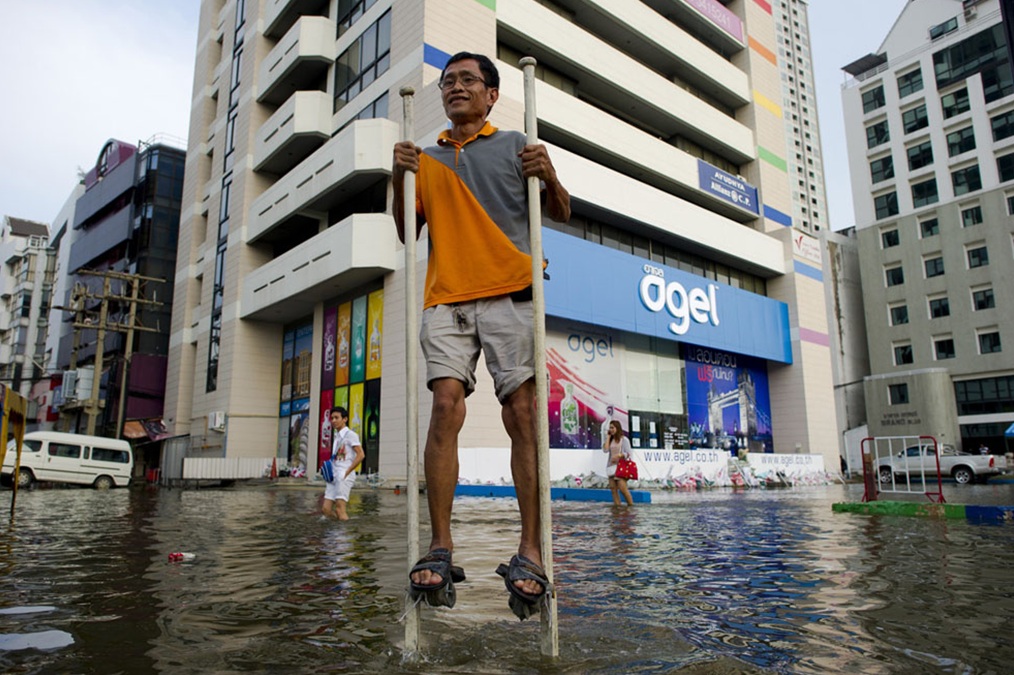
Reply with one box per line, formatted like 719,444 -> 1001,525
878,444 -> 1002,485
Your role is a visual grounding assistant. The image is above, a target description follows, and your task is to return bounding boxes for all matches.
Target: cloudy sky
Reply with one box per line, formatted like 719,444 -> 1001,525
1,0 -> 908,231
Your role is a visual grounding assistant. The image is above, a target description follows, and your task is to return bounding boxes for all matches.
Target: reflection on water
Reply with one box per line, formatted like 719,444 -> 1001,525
2,484 -> 1014,673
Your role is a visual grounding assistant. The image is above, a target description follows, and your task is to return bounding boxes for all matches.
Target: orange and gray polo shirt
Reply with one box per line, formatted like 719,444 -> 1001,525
415,121 -> 532,309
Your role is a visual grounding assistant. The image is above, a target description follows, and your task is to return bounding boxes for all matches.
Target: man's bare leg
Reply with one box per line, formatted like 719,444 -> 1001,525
501,378 -> 544,596
411,377 -> 466,587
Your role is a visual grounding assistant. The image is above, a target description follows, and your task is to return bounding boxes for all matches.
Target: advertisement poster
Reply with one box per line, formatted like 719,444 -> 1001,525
362,379 -> 381,474
628,410 -> 687,450
349,382 -> 364,439
319,388 -> 334,469
322,306 -> 337,391
684,346 -> 773,454
280,329 -> 295,400
336,302 -> 351,387
293,324 -> 313,399
545,324 -> 627,449
366,289 -> 384,380
276,415 -> 289,460
350,296 -> 367,383
288,398 -> 310,467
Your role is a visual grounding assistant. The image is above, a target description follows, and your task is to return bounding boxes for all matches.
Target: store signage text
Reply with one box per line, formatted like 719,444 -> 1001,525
638,264 -> 720,336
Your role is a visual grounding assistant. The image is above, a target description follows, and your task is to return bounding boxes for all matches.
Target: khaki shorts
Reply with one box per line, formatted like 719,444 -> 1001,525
420,295 -> 534,403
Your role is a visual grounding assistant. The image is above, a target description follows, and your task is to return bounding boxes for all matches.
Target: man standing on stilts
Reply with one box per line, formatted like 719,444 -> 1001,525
392,52 -> 570,615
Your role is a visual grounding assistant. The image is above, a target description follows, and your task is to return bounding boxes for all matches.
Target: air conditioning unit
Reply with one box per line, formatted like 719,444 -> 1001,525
208,411 -> 226,432
965,5 -> 976,19
62,370 -> 78,400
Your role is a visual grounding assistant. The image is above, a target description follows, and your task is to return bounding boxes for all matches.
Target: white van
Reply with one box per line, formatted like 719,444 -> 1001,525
2,431 -> 134,489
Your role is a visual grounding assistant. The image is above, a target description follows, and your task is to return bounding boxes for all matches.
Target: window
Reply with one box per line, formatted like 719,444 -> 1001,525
941,88 -> 970,118
983,61 -> 1014,103
890,304 -> 909,325
870,156 -> 895,183
979,331 -> 1002,354
866,120 -> 890,148
934,338 -> 956,360
862,85 -> 885,113
973,287 -> 995,310
334,10 -> 392,113
920,218 -> 939,238
897,69 -> 924,97
902,105 -> 929,133
997,152 -> 1014,182
894,344 -> 914,365
886,265 -> 905,286
907,141 -> 933,170
991,110 -> 1014,141
911,179 -> 939,207
875,192 -> 899,219
934,24 -> 1007,90
881,228 -> 900,248
951,165 -> 982,196
967,245 -> 989,268
1008,194 -> 1014,215
947,127 -> 975,156
962,205 -> 983,227
929,17 -> 958,40
924,256 -> 945,278
929,297 -> 950,318
337,0 -> 380,36
49,443 -> 81,459
954,375 -> 1014,415
889,383 -> 909,405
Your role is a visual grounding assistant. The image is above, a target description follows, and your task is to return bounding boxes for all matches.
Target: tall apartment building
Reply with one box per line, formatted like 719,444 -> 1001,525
166,0 -> 838,481
56,138 -> 185,442
0,217 -> 54,412
773,0 -> 828,233
841,0 -> 1014,452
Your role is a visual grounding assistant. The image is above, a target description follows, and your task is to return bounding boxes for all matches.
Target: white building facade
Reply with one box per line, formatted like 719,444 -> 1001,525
165,0 -> 838,482
841,0 -> 1014,452
1,217 -> 55,409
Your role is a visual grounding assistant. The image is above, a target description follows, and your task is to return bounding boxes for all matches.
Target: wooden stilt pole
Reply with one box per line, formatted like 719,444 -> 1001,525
400,86 -> 421,653
520,56 -> 558,658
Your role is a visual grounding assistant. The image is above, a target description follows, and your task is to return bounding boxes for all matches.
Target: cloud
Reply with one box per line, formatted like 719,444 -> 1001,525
0,0 -> 199,223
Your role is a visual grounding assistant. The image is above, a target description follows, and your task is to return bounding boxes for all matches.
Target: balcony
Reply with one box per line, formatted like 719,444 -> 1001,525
241,214 -> 396,322
248,118 -> 398,243
642,0 -> 746,54
263,0 -> 330,39
497,0 -> 753,164
499,65 -> 758,222
257,16 -> 333,106
254,91 -> 331,175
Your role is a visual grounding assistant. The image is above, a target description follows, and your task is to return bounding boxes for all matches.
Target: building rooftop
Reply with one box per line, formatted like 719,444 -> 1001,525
4,216 -> 50,238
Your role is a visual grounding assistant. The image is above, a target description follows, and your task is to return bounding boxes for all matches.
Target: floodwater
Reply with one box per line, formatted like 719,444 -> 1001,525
2,482 -> 1014,674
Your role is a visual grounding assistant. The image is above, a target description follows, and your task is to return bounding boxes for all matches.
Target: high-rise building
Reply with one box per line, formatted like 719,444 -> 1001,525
166,0 -> 838,480
0,216 -> 54,413
56,137 -> 186,442
773,0 -> 829,233
841,0 -> 1014,452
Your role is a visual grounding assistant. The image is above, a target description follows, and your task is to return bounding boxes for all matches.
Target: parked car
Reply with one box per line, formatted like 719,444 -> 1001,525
878,444 -> 1000,485
2,431 -> 133,489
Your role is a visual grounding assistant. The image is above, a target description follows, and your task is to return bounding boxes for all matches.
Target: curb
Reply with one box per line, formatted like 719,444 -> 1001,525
833,500 -> 1014,523
455,484 -> 652,503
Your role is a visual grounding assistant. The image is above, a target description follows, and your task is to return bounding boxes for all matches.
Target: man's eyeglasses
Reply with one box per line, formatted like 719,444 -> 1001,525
438,73 -> 487,90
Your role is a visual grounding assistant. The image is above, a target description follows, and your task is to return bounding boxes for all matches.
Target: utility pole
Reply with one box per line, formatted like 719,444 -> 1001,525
53,269 -> 163,437
84,276 -> 111,435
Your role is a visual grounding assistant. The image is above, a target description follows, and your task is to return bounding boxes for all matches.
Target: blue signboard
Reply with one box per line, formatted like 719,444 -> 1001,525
542,229 -> 792,363
697,159 -> 759,214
